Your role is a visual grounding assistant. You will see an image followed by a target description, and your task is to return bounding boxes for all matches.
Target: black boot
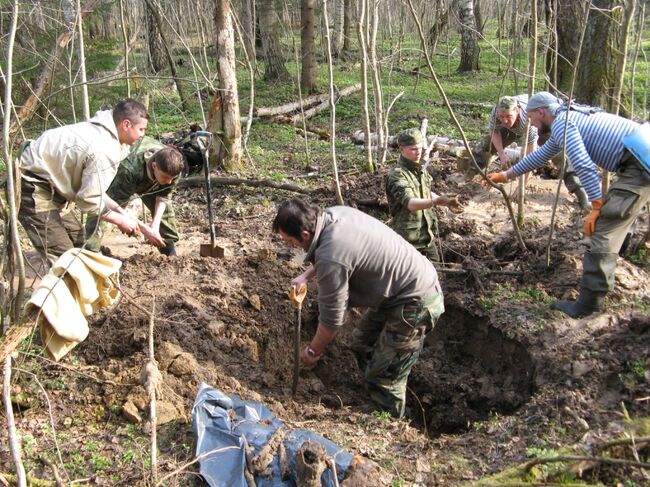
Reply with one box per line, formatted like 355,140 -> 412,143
159,243 -> 177,256
551,288 -> 605,318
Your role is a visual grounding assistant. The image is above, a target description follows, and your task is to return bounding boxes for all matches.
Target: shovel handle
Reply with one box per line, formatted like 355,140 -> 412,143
289,285 -> 307,308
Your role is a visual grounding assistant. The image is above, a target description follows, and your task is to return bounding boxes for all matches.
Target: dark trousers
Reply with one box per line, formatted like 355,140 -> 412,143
19,177 -> 84,263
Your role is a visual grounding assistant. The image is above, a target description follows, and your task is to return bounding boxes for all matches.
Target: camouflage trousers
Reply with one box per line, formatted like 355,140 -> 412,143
350,292 -> 445,418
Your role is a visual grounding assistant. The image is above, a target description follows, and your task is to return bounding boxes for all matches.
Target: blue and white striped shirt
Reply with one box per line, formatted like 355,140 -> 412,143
511,109 -> 639,201
489,94 -> 538,146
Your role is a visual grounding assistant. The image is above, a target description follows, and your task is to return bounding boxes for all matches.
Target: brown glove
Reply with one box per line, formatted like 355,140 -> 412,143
289,284 -> 307,308
583,198 -> 603,236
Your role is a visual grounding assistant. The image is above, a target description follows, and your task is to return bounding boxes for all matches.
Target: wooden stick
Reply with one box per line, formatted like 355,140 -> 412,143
146,297 -> 159,484
177,175 -> 313,195
524,454 -> 650,472
3,345 -> 26,486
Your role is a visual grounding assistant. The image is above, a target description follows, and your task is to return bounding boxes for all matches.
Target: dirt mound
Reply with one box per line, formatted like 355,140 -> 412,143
3,160 -> 649,486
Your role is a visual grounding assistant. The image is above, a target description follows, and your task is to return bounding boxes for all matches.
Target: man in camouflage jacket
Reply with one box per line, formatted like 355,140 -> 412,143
85,136 -> 184,256
385,128 -> 461,262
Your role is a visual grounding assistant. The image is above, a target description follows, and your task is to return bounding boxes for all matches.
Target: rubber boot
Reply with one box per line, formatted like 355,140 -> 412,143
573,187 -> 592,211
159,242 -> 177,257
551,288 -> 605,318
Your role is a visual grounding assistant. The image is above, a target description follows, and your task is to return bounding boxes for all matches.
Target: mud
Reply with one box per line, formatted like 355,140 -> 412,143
2,154 -> 649,485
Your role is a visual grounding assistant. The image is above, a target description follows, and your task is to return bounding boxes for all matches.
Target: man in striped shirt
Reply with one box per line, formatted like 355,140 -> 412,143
484,94 -> 538,168
484,91 -> 650,318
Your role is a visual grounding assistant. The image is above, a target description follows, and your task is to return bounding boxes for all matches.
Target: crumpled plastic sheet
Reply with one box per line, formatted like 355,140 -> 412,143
192,383 -> 353,487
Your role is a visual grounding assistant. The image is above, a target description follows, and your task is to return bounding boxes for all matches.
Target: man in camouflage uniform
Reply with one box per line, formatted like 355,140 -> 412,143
85,136 -> 184,256
273,199 -> 445,418
386,128 -> 461,262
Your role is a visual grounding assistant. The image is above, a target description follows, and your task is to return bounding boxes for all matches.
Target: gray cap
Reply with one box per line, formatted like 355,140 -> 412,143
527,91 -> 562,111
397,128 -> 423,146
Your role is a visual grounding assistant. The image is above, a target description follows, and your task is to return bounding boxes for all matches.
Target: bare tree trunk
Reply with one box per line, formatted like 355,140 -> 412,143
332,0 -> 345,58
301,0 -> 318,93
611,0 -> 636,116
209,0 -> 243,172
357,0 -> 374,172
322,0 -> 344,205
118,0 -> 131,96
76,0 -> 90,120
143,0 -> 189,111
630,2 -> 646,119
518,0 -> 538,227
260,0 -> 290,80
575,0 -> 623,109
457,0 -> 479,72
369,1 -> 384,157
428,3 -> 449,52
548,0 -> 585,92
474,0 -> 484,34
145,0 -> 166,72
342,0 -> 354,56
241,0 -> 256,62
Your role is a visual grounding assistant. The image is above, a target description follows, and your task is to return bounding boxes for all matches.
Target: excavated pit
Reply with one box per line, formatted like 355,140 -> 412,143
409,305 -> 536,435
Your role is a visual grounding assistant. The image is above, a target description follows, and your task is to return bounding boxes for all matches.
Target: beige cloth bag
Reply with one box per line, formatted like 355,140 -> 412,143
26,248 -> 122,361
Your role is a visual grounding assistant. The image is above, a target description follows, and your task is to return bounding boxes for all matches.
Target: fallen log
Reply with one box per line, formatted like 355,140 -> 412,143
0,309 -> 39,363
435,266 -> 523,276
257,84 -> 360,119
256,93 -> 329,118
351,131 -> 470,158
177,175 -> 314,195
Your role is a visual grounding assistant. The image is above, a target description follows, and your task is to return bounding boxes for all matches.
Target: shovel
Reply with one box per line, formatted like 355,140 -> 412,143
194,131 -> 225,258
289,284 -> 307,396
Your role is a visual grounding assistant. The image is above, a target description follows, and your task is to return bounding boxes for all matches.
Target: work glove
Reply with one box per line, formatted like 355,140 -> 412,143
583,198 -> 603,236
289,284 -> 307,309
481,171 -> 508,189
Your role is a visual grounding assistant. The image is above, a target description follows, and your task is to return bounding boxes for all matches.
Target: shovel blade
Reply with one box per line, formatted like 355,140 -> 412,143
200,243 -> 225,258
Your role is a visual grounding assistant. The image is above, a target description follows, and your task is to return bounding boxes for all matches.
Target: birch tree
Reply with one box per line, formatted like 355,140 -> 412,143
457,0 -> 479,72
209,0 -> 243,172
301,0 -> 318,92
260,0 -> 290,80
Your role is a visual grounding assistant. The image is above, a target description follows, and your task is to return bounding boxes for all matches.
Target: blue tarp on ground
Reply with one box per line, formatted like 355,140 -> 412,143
192,383 -> 353,486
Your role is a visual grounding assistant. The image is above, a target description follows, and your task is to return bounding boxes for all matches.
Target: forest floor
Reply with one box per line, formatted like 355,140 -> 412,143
1,149 -> 650,486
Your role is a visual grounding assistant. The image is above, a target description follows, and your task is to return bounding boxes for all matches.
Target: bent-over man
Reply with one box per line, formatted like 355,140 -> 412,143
273,199 -> 445,418
484,91 -> 650,318
85,136 -> 184,256
19,99 -> 149,263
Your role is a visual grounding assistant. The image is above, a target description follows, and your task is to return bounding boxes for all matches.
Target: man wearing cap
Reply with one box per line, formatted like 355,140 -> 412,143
472,94 -> 591,210
484,91 -> 650,318
482,94 -> 539,168
273,198 -> 445,418
386,128 -> 461,262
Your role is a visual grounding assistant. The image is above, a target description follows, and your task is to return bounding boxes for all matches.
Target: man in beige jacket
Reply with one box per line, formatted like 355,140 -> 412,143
19,99 -> 149,263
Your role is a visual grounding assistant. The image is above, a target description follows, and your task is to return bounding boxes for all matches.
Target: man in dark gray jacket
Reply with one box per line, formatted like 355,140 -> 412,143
273,198 -> 445,418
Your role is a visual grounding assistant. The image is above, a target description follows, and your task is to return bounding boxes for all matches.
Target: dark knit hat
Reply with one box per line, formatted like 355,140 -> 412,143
397,128 -> 423,146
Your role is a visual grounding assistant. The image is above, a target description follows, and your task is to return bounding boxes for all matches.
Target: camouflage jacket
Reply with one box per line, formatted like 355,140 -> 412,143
107,136 -> 179,204
385,155 -> 437,252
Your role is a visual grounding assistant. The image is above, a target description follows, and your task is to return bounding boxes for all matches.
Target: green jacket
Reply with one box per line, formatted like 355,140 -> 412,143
107,136 -> 179,205
385,155 -> 437,256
